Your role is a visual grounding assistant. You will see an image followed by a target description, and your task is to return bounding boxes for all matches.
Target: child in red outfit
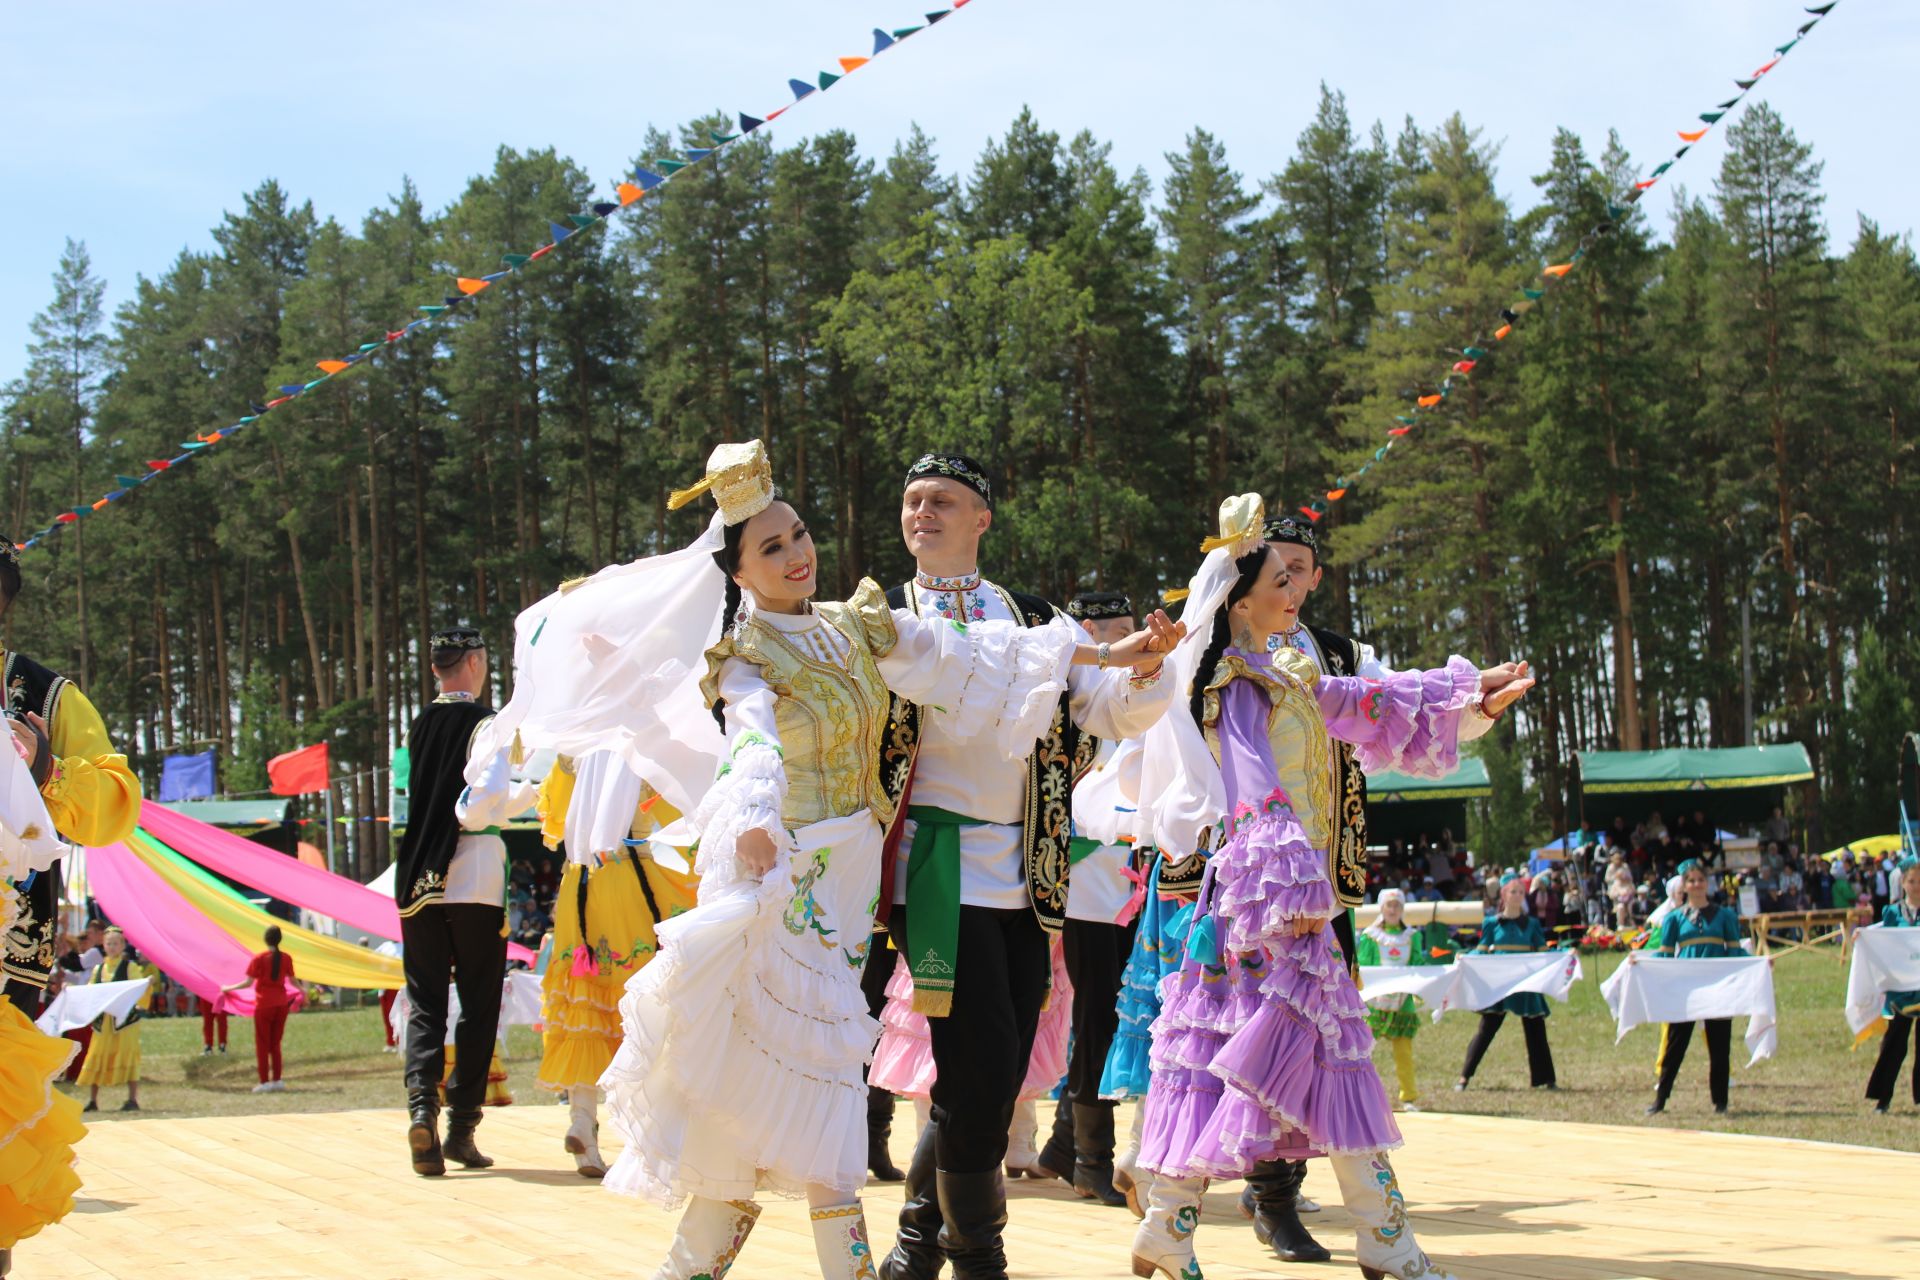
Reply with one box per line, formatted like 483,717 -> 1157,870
222,925 -> 297,1092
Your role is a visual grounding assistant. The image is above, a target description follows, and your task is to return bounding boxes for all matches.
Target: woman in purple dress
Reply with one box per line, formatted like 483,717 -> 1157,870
1127,496 -> 1534,1280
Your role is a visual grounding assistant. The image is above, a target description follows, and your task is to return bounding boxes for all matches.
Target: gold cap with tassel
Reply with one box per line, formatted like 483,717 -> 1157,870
1199,492 -> 1266,554
666,440 -> 775,526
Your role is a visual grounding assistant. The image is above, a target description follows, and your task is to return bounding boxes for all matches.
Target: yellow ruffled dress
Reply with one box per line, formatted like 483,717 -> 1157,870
0,995 -> 86,1247
75,961 -> 152,1087
534,759 -> 698,1093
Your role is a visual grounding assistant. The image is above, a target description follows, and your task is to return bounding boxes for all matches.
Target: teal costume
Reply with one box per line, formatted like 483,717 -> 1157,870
1650,901 -> 1743,1114
1457,910 -> 1557,1089
1865,899 -> 1920,1109
1660,904 -> 1741,958
1876,901 -> 1920,1017
1477,914 -> 1551,1018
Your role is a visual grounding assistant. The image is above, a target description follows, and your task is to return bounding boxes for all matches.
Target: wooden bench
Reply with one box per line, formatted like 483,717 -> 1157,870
1747,908 -> 1859,960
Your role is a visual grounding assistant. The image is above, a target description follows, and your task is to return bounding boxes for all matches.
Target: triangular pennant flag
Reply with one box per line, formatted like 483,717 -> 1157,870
591,201 -> 618,217
529,244 -> 555,261
1453,359 -> 1477,373
481,269 -> 511,282
1439,384 -> 1453,399
927,10 -> 951,23
1375,446 -> 1389,460
1775,39 -> 1799,54
265,395 -> 293,407
104,489 -> 126,501
358,342 -> 379,352
278,384 -> 306,394
1634,178 -> 1658,191
1651,161 -> 1672,177
181,441 -> 208,450
710,131 -> 738,145
317,359 -> 350,373
616,182 -> 643,206
549,221 -> 574,244
892,24 -> 923,38
1500,308 -> 1519,324
1716,97 -> 1740,109
1797,20 -> 1816,34
1698,111 -> 1724,124
419,305 -> 447,316
1806,3 -> 1835,13
1674,146 -> 1690,160
1299,507 -> 1322,522
455,278 -> 489,296
818,71 -> 841,89
657,159 -> 687,174
1463,346 -> 1487,359
1735,78 -> 1758,90
839,56 -> 869,73
1494,324 -> 1513,340
1754,58 -> 1780,75
684,148 -> 712,162
55,512 -> 78,524
739,113 -> 764,133
789,78 -> 816,101
90,498 -> 110,511
442,295 -> 462,308
1326,488 -> 1347,502
116,475 -> 143,489
1523,287 -> 1545,300
566,213 -> 597,229
767,106 -> 789,121
304,377 -> 326,390
1395,415 -> 1416,426
633,169 -> 666,190
872,28 -> 896,53
1571,247 -> 1586,263
1417,394 -> 1442,408
1678,128 -> 1708,142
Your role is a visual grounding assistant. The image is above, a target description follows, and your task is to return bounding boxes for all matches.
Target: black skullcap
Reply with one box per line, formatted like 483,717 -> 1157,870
905,453 -> 993,507
1066,591 -> 1134,622
1262,515 -> 1319,556
429,625 -> 486,652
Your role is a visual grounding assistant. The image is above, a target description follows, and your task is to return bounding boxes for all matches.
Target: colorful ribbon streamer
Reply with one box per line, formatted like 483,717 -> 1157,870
1292,1 -> 1839,525
16,3 -> 976,554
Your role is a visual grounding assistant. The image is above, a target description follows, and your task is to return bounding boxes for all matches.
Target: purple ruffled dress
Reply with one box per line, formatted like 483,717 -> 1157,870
1139,648 -> 1477,1178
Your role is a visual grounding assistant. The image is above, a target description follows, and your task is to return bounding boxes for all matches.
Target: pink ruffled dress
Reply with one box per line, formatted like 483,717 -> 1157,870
869,938 -> 1074,1101
1139,647 -> 1476,1178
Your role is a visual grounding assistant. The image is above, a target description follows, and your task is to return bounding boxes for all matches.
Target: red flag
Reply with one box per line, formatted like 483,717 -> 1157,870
268,743 -> 330,796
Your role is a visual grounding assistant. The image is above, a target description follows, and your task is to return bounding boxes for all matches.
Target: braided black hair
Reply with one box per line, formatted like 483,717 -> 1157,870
708,517 -> 752,731
1188,544 -> 1275,730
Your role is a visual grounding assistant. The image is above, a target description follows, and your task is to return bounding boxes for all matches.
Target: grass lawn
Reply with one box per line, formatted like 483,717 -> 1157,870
60,950 -> 1919,1153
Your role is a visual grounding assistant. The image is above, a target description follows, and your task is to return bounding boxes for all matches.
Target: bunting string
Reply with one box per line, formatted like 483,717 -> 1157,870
16,2 -> 977,553
1289,1 -> 1840,527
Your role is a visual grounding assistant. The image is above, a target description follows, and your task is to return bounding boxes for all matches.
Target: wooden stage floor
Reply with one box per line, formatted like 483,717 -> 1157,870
17,1103 -> 1916,1279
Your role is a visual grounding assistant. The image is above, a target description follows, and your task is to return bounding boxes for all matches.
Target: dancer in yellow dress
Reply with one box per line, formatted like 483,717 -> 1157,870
535,751 -> 698,1176
76,928 -> 153,1112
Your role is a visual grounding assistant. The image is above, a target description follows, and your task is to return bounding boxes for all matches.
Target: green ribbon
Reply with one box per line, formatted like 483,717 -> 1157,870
904,805 -> 983,1017
1068,836 -> 1105,865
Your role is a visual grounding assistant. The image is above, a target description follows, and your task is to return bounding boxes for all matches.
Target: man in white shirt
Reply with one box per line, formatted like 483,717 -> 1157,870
878,455 -> 1175,1280
392,626 -> 533,1178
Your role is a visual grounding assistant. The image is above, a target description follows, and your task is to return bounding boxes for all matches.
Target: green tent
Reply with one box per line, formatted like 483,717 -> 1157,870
1364,759 -> 1490,846
154,798 -> 291,829
1572,744 -> 1814,828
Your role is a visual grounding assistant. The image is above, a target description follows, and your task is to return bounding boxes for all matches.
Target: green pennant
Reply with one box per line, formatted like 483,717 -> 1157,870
419,305 -> 448,316
1396,415 -> 1416,426
657,159 -> 688,173
1607,203 -> 1626,219
1652,161 -> 1672,176
1775,38 -> 1798,54
567,213 -> 597,229
1571,247 -> 1585,262
892,24 -> 923,37
1524,288 -> 1545,300
1375,446 -> 1389,460
1463,347 -> 1486,359
818,71 -> 841,89
358,343 -> 379,352
1735,78 -> 1757,90
116,475 -> 143,489
1699,111 -> 1725,124
502,253 -> 530,268
711,130 -> 738,144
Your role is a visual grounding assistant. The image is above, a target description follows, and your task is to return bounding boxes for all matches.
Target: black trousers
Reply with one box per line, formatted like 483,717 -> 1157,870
891,905 -> 1050,1174
1459,1011 -> 1556,1087
1656,1018 -> 1731,1108
1866,1013 -> 1920,1106
400,902 -> 507,1110
1062,916 -> 1134,1105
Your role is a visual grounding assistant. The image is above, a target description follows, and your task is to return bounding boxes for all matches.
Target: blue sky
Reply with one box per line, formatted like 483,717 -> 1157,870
2,1 -> 1911,388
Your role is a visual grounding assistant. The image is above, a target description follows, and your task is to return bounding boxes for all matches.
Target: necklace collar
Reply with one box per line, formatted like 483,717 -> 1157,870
916,568 -> 981,592
435,690 -> 477,703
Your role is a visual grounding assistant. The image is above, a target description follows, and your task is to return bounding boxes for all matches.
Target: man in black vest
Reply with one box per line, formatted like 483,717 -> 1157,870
394,626 -> 530,1177
1239,517 -> 1507,1263
0,541 -> 141,1015
877,455 -> 1177,1280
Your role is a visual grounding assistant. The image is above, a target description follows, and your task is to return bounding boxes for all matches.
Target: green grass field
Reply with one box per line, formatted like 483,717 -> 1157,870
59,950 -> 1919,1152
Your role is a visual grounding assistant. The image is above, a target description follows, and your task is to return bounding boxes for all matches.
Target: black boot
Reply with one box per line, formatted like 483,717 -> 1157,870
442,1106 -> 494,1169
1241,1159 -> 1330,1262
1031,1092 -> 1073,1181
408,1088 -> 444,1177
879,1124 -> 945,1280
1069,1101 -> 1127,1207
935,1167 -> 1008,1280
868,1085 -> 905,1182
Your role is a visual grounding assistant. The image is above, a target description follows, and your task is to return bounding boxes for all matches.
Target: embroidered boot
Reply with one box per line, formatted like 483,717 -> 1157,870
653,1197 -> 761,1280
442,1105 -> 494,1169
407,1087 -> 444,1177
1330,1152 -> 1456,1280
812,1201 -> 880,1280
564,1086 -> 605,1178
1129,1174 -> 1204,1279
1113,1102 -> 1148,1221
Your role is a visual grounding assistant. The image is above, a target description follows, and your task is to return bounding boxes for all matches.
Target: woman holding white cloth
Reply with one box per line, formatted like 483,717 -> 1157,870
477,442 -> 1178,1280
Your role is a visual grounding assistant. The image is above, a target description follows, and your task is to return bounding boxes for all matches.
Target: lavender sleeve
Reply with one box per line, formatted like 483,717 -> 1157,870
1313,656 -> 1479,779
1215,677 -> 1283,810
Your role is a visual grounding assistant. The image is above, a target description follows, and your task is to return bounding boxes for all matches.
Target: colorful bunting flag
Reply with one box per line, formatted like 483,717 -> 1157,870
455,278 -> 489,296
616,182 -> 643,205
1417,394 -> 1442,408
818,71 -> 842,89
1678,128 -> 1708,142
839,56 -> 870,72
872,28 -> 896,52
789,78 -> 816,100
738,113 -> 765,133
317,360 -> 350,374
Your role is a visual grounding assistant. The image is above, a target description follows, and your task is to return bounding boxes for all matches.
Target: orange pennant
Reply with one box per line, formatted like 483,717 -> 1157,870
1542,264 -> 1573,278
316,360 -> 349,374
456,278 -> 490,296
838,56 -> 869,72
1417,394 -> 1442,408
1678,128 -> 1708,142
1754,57 -> 1779,75
617,182 -> 644,206
92,498 -> 110,511
1494,324 -> 1513,340
1326,488 -> 1347,502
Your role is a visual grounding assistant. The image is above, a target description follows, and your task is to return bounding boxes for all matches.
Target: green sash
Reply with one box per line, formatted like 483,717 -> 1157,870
904,805 -> 983,1018
1068,836 -> 1104,864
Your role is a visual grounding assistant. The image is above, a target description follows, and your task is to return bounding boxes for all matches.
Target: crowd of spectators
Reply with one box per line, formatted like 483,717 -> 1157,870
1365,828 -> 1470,902
508,854 -> 561,954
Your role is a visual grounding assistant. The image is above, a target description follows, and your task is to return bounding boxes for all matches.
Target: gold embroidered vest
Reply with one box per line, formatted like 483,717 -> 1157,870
1198,647 -> 1336,854
700,581 -> 897,830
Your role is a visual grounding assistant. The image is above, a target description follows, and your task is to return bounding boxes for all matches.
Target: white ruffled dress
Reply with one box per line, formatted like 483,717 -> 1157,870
600,586 -> 1079,1206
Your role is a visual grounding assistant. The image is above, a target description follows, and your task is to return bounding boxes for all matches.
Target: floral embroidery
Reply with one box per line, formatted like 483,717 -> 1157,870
1169,1202 -> 1200,1241
1360,682 -> 1387,724
782,848 -> 838,951
916,570 -> 988,624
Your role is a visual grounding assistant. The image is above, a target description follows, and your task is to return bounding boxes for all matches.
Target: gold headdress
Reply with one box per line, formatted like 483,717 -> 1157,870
666,440 -> 775,526
1200,493 -> 1266,554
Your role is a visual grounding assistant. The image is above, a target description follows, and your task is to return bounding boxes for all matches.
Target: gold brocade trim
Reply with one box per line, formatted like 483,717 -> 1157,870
1199,651 -> 1334,853
811,1204 -> 864,1221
